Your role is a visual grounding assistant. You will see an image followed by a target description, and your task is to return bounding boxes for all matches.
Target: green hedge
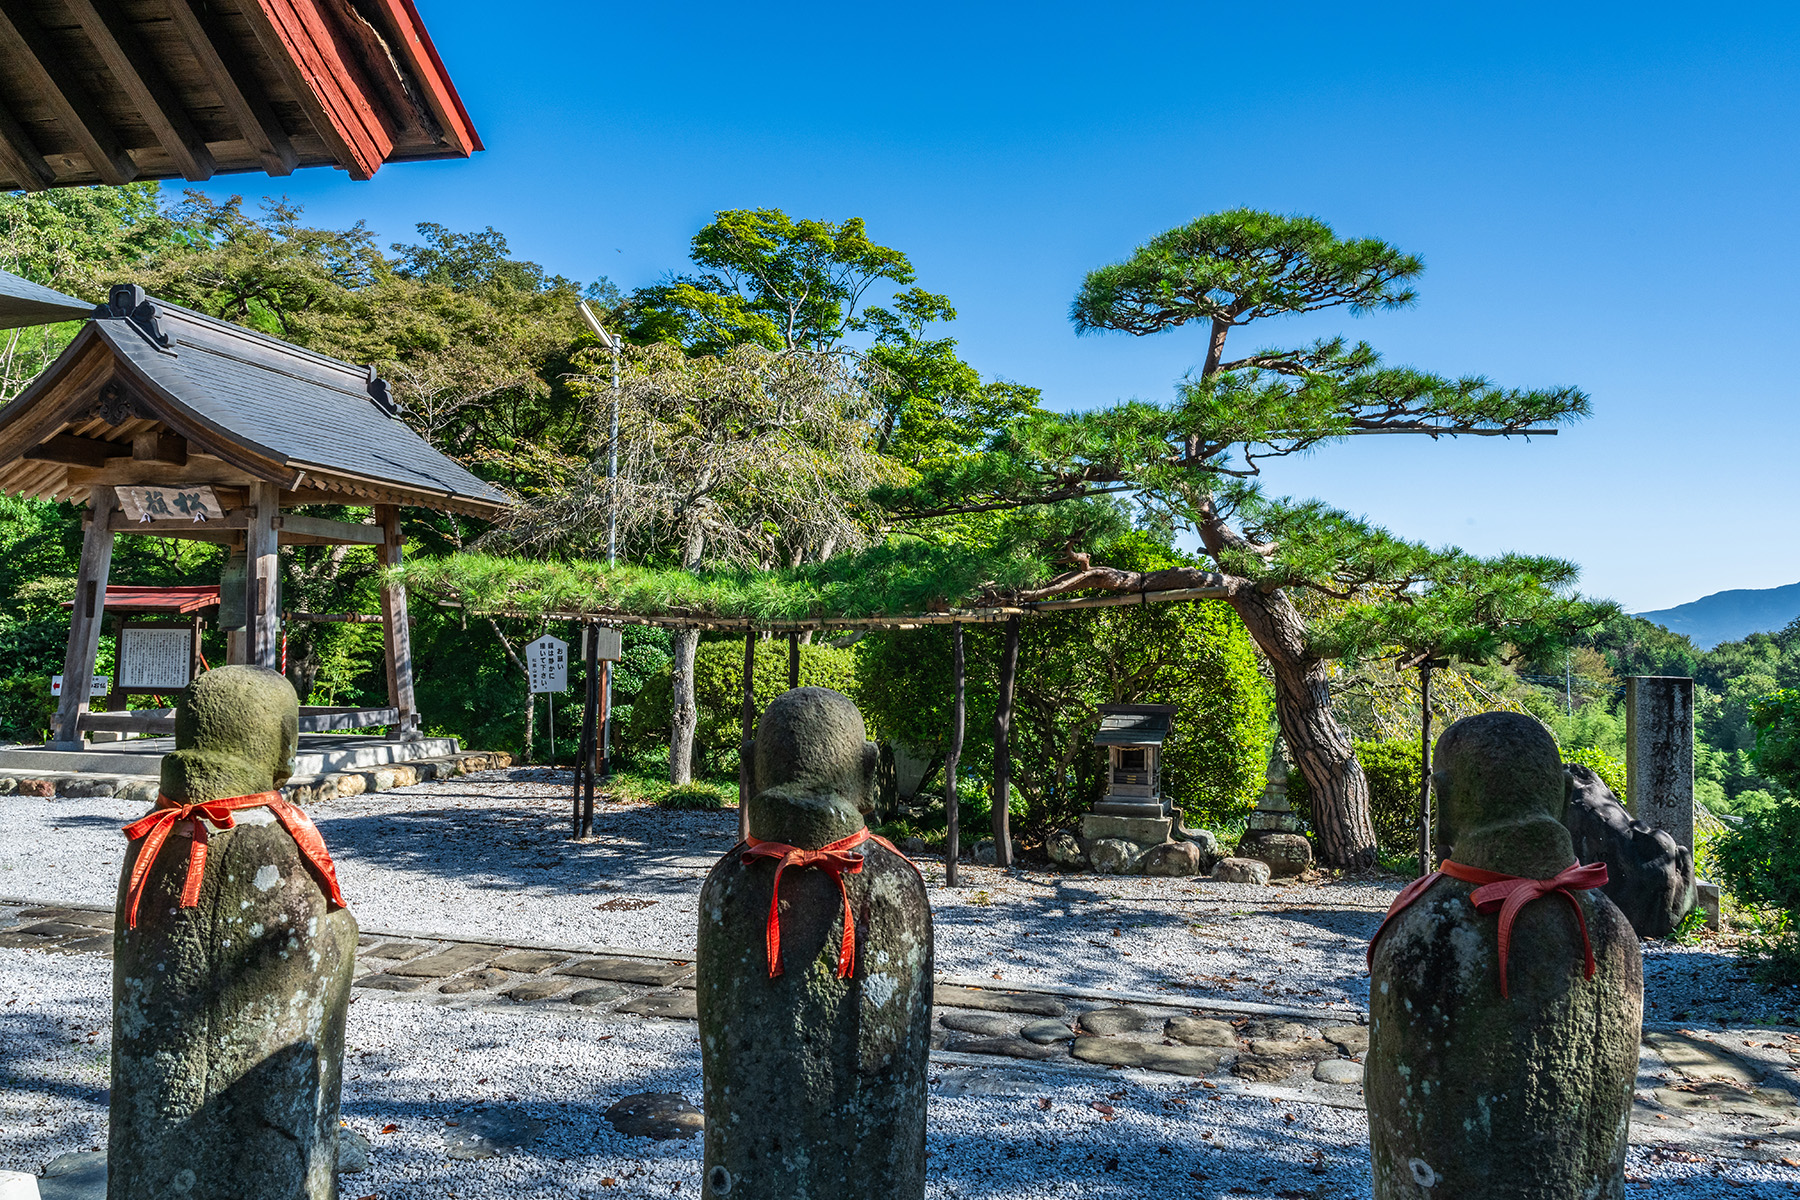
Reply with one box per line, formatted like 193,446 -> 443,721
1289,738 -> 1422,857
623,638 -> 857,772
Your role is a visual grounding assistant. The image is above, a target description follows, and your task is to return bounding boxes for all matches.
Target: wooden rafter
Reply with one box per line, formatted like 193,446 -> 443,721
162,0 -> 297,177
0,91 -> 50,189
0,2 -> 136,185
238,0 -> 391,179
68,0 -> 215,181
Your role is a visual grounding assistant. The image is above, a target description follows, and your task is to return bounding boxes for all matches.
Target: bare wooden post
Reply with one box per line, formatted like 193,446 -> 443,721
50,486 -> 118,748
573,623 -> 598,839
787,630 -> 800,690
376,504 -> 418,739
945,622 -> 965,888
738,630 -> 756,842
991,615 -> 1019,868
1417,656 -> 1446,877
246,482 -> 280,670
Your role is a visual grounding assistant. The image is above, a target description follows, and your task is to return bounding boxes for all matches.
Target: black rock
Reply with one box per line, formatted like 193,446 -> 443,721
1562,763 -> 1696,939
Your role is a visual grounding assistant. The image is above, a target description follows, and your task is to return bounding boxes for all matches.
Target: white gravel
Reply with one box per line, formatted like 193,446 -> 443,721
3,947 -> 1796,1198
0,769 -> 1787,1024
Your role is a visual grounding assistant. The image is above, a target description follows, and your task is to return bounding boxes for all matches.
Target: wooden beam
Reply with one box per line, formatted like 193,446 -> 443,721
51,489 -> 117,747
67,0 -> 215,181
238,0 -> 392,179
276,512 -> 383,545
0,92 -> 51,189
77,711 -> 174,736
247,481 -> 280,669
738,630 -> 755,839
376,504 -> 417,737
298,706 -> 397,732
365,0 -> 479,155
130,429 -> 188,465
111,506 -> 252,535
162,0 -> 297,176
0,2 -> 137,185
26,434 -> 129,468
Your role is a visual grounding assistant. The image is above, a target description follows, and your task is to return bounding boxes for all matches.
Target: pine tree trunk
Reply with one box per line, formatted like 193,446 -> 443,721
670,627 -> 700,785
1226,584 -> 1377,869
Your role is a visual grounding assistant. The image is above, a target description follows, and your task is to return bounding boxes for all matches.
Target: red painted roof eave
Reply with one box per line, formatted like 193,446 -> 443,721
61,586 -> 221,614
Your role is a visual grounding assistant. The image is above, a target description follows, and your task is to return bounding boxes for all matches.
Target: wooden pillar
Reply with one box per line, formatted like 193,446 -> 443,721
991,615 -> 1019,869
572,623 -> 600,839
376,504 -> 418,739
738,630 -> 756,842
50,487 -> 117,748
787,630 -> 800,690
246,481 -> 280,670
945,622 -> 965,888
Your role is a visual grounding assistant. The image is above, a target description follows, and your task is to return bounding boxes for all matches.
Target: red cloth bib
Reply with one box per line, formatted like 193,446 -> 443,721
122,792 -> 348,930
1368,859 -> 1609,997
739,829 -> 913,979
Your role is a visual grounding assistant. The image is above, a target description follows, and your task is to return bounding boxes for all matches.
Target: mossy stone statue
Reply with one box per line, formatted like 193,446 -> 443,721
1367,712 -> 1641,1200
110,666 -> 356,1200
697,687 -> 933,1200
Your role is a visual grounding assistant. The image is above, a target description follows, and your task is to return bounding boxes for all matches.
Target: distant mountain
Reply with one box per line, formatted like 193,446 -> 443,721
1635,582 -> 1800,650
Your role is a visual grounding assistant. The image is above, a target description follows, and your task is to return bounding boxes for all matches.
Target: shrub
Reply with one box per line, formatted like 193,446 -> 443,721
661,782 -> 728,810
1712,688 -> 1800,982
1289,738 -> 1422,858
623,638 -> 857,772
0,673 -> 53,743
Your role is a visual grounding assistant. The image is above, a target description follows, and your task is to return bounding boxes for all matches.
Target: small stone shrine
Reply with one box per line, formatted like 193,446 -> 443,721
696,687 -> 932,1200
111,665 -> 357,1199
1367,712 -> 1641,1200
1235,742 -> 1312,877
1077,704 -> 1193,871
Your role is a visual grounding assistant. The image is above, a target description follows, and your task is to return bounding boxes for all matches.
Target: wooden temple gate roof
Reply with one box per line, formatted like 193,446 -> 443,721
0,0 -> 479,189
0,284 -> 513,517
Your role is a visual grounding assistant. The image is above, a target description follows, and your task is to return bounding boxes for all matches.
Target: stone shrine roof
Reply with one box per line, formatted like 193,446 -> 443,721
1093,704 -> 1176,746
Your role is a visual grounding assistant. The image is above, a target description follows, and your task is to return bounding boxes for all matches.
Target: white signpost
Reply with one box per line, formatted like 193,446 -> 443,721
525,635 -> 569,757
51,675 -> 109,698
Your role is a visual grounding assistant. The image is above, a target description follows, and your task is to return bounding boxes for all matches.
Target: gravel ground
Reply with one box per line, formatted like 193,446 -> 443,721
4,948 -> 1797,1199
0,768 -> 1789,1024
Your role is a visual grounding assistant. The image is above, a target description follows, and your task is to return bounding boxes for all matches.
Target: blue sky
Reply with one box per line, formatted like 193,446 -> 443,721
183,3 -> 1799,612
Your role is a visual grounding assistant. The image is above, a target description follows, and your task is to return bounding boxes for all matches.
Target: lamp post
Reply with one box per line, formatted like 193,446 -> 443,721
578,302 -> 621,774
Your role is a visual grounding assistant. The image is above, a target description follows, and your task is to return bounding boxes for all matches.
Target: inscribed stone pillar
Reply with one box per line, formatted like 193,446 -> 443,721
110,666 -> 356,1200
1626,676 -> 1695,854
696,687 -> 932,1200
1367,712 -> 1641,1200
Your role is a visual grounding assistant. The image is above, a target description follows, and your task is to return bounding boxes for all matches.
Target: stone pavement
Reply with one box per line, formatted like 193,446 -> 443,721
6,896 -> 1800,1173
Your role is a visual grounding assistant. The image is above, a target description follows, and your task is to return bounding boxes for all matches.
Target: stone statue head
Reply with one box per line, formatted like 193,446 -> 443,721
1431,711 -> 1576,876
158,666 -> 300,804
748,687 -> 880,848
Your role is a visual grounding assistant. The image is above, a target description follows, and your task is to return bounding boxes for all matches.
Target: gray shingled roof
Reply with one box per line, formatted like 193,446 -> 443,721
94,289 -> 511,510
1093,705 -> 1176,746
0,268 -> 92,330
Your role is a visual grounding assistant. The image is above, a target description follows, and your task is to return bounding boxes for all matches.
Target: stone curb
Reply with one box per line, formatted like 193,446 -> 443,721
0,750 -> 515,804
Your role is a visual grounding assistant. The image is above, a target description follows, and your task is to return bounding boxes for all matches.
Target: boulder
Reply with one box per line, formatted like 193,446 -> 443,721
1236,830 -> 1312,877
1210,857 -> 1271,885
1562,764 -> 1696,938
1088,838 -> 1139,874
1046,830 -> 1084,866
1141,840 -> 1204,876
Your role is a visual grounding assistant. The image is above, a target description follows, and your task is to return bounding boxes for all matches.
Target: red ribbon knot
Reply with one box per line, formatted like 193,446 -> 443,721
122,791 -> 348,930
741,828 -> 910,979
1368,858 -> 1609,997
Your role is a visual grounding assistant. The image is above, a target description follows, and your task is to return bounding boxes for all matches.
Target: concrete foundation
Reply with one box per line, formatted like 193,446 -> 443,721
0,733 -> 459,779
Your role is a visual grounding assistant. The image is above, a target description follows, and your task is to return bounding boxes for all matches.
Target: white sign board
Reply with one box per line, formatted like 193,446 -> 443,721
525,635 -> 569,693
588,627 -> 623,661
118,627 -> 192,690
51,675 -> 109,697
115,484 -> 224,524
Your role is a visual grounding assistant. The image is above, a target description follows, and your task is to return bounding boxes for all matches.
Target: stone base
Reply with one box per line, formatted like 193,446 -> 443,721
1092,799 -> 1170,818
1080,814 -> 1172,845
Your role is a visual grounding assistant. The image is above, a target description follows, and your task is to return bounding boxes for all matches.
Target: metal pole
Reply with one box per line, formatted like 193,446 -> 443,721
579,302 -> 623,771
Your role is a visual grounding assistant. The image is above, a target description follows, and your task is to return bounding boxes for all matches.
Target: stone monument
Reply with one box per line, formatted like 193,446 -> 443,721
1367,712 -> 1641,1200
1626,675 -> 1696,855
696,687 -> 933,1200
1236,742 -> 1312,877
110,666 -> 356,1200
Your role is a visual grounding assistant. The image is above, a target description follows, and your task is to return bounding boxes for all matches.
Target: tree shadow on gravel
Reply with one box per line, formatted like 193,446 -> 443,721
0,1005 -> 110,1175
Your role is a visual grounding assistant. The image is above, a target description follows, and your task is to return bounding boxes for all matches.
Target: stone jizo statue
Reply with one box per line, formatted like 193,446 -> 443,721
110,666 -> 356,1200
697,687 -> 933,1200
1366,711 -> 1641,1200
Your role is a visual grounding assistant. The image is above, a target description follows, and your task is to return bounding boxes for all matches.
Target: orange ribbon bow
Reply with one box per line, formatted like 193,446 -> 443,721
121,791 -> 348,930
740,828 -> 909,979
1368,859 -> 1609,997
